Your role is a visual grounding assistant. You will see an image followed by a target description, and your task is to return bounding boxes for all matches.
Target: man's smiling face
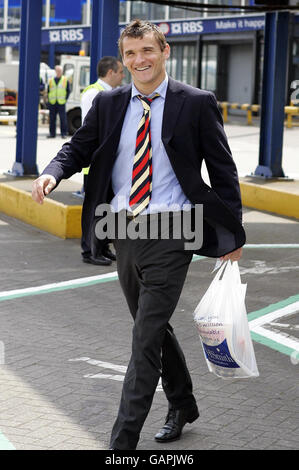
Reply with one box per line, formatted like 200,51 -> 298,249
122,32 -> 170,94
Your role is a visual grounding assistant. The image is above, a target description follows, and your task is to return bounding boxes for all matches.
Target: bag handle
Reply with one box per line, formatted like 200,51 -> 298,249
211,260 -> 228,283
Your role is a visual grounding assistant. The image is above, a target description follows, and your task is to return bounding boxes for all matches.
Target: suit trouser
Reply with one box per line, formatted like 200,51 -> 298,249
109,214 -> 196,450
49,103 -> 68,136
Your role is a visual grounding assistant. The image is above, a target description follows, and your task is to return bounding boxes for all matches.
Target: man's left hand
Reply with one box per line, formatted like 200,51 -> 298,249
220,247 -> 243,262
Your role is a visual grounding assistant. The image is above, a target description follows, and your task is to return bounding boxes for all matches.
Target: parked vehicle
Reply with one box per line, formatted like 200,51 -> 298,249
60,54 -> 90,134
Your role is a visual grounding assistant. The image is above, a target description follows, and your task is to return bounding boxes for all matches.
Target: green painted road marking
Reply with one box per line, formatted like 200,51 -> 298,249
0,255 -> 204,303
0,244 -> 297,303
0,249 -> 298,359
248,294 -> 299,357
247,294 -> 299,322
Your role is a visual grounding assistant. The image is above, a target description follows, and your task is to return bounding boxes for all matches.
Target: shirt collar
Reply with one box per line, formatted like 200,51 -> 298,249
131,73 -> 168,100
97,78 -> 112,91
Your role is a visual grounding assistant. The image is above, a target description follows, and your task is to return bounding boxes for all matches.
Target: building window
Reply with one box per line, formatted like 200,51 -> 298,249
166,42 -> 198,87
63,62 -> 74,92
119,0 -> 127,23
7,0 -> 21,30
150,3 -> 167,21
0,0 -> 4,31
80,64 -> 90,88
50,0 -> 86,27
169,0 -> 200,20
291,37 -> 299,103
201,44 -> 217,92
130,0 -> 149,20
206,0 -> 242,17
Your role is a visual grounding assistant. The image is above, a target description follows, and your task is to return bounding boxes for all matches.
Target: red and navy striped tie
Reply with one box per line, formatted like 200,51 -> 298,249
129,93 -> 160,217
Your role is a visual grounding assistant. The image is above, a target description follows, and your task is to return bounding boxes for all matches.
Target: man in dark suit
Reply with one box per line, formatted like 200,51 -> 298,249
32,20 -> 245,450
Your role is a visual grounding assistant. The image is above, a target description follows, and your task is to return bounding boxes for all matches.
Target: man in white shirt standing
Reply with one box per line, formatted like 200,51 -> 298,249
81,56 -> 124,266
81,56 -> 125,123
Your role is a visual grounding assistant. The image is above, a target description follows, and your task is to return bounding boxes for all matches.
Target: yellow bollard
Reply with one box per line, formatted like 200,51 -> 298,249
241,104 -> 251,125
284,106 -> 298,129
220,102 -> 228,123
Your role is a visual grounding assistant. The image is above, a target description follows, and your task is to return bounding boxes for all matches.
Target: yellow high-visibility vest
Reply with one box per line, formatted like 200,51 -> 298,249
48,76 -> 68,105
81,81 -> 105,96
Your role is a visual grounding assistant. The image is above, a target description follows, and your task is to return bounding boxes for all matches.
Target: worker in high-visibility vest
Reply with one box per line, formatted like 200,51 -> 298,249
80,56 -> 124,266
47,65 -> 70,138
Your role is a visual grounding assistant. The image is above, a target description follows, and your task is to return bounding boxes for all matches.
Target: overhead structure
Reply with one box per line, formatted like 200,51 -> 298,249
254,11 -> 290,178
8,0 -> 120,177
9,0 -> 43,176
90,0 -> 120,84
6,1 -> 294,180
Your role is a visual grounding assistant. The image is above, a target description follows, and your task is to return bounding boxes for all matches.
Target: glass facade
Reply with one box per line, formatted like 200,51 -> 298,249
166,43 -> 198,87
0,0 -> 4,31
201,44 -> 218,92
130,1 -> 167,22
50,0 -> 87,27
130,0 -> 148,20
119,0 -> 127,23
7,0 -> 21,30
291,36 -> 299,103
206,0 -> 245,17
169,0 -> 200,20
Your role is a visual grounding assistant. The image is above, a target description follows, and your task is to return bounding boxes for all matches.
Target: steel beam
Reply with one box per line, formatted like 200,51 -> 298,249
90,0 -> 120,84
9,0 -> 43,176
254,11 -> 290,178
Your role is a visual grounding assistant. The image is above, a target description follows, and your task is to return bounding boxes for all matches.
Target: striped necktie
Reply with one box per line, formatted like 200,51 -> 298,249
129,93 -> 160,217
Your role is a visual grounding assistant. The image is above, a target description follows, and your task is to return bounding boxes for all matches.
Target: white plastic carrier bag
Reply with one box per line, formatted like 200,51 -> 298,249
194,260 -> 259,379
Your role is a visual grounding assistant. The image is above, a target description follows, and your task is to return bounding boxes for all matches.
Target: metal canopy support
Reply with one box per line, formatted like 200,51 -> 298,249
254,11 -> 290,178
90,0 -> 120,84
9,0 -> 43,176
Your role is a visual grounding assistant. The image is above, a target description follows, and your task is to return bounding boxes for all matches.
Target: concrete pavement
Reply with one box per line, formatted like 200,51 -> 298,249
0,121 -> 298,451
0,207 -> 298,450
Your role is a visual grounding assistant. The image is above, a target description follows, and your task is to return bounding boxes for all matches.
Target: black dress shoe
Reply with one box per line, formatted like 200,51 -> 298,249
102,246 -> 116,261
154,404 -> 199,443
46,135 -> 55,138
82,254 -> 112,266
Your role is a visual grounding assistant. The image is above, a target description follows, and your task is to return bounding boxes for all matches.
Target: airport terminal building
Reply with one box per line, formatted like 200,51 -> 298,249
0,0 -> 298,105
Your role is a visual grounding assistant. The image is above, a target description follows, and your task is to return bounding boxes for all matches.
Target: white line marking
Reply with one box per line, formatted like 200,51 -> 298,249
69,357 -> 126,373
251,325 -> 299,352
0,271 -> 118,299
84,373 -> 125,381
249,301 -> 299,329
0,246 -> 297,300
69,356 -> 163,391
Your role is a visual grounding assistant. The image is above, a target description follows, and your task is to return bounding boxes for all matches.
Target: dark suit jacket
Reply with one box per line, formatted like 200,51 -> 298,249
43,77 -> 246,257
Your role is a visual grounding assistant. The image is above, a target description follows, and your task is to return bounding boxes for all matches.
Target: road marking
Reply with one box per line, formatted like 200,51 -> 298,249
69,356 -> 163,390
0,255 -> 204,302
0,250 -> 297,360
0,271 -> 119,301
69,357 -> 127,372
248,294 -> 299,357
0,246 -> 297,302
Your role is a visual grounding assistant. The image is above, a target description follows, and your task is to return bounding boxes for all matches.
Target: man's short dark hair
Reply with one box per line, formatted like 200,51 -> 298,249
97,56 -> 120,78
118,19 -> 167,56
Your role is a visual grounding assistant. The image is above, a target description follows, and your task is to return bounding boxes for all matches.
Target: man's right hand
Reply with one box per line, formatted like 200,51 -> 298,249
32,174 -> 57,204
